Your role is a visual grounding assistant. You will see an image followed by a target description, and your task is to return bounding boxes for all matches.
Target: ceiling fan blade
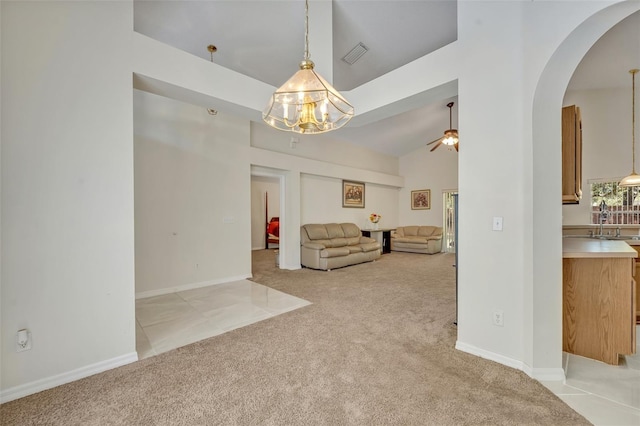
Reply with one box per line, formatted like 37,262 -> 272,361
430,140 -> 443,152
427,137 -> 442,146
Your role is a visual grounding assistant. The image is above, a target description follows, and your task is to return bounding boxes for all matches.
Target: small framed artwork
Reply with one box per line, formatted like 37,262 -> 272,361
411,189 -> 431,210
342,180 -> 365,208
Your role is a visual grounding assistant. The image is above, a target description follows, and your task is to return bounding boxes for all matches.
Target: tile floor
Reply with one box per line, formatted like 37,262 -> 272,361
137,279 -> 639,425
135,279 -> 311,359
541,325 -> 640,426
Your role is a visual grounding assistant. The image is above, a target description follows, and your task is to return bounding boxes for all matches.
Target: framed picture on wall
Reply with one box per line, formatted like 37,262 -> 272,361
411,189 -> 431,210
342,180 -> 365,208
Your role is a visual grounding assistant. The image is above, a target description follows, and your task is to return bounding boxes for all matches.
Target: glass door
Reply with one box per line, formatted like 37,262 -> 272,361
442,190 -> 458,253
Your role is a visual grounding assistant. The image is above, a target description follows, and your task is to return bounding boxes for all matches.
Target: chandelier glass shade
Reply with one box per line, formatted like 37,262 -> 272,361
619,69 -> 640,187
262,0 -> 353,134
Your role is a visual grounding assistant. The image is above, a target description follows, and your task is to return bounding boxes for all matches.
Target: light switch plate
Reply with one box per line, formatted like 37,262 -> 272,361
492,216 -> 503,231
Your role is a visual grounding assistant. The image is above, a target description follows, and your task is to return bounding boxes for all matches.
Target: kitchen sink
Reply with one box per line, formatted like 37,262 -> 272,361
563,235 -> 640,241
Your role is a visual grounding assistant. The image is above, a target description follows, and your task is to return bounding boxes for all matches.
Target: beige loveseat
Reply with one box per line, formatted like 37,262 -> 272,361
300,223 -> 381,270
391,226 -> 443,254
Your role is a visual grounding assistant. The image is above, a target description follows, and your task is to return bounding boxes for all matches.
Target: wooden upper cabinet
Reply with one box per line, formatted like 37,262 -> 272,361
562,105 -> 583,204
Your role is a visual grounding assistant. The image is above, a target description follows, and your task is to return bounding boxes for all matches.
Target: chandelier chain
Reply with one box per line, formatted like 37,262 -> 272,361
633,69 -> 637,173
304,0 -> 310,61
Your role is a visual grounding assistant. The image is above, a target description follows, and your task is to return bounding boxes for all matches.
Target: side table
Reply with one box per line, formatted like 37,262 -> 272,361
361,228 -> 395,254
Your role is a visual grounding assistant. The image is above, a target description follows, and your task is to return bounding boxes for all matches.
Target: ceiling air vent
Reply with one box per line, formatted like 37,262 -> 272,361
342,42 -> 369,65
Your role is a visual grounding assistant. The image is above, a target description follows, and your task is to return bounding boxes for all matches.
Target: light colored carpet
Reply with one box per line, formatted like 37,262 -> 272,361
0,250 -> 588,425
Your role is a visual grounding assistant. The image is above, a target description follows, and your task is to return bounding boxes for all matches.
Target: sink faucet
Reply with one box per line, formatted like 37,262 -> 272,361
616,227 -> 621,237
598,200 -> 609,236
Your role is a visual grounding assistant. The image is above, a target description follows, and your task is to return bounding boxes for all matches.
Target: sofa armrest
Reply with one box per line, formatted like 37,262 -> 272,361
303,242 -> 326,250
359,236 -> 376,244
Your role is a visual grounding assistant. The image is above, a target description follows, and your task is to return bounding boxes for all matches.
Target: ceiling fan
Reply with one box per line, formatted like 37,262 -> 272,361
427,102 -> 459,152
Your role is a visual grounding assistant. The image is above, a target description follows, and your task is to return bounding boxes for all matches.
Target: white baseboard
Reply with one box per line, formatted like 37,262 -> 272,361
455,341 -> 566,381
135,274 -> 251,299
0,352 -> 138,404
455,340 -> 524,371
522,364 -> 566,381
279,262 -> 301,270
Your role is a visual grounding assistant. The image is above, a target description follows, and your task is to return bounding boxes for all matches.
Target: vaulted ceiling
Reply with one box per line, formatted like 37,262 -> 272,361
133,1 -> 639,157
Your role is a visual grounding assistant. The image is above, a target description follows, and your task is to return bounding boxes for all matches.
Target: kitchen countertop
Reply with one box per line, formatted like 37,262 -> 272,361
563,238 -> 638,258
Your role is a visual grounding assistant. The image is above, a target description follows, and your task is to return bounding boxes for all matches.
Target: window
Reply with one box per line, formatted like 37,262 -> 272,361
590,179 -> 640,224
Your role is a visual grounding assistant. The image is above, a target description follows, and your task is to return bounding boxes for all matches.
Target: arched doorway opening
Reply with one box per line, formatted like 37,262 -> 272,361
530,1 -> 640,377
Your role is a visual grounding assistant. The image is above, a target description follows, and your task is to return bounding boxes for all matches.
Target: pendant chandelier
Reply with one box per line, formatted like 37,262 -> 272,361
262,0 -> 354,134
619,68 -> 640,187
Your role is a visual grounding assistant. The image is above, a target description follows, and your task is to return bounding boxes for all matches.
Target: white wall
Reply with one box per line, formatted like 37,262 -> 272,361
251,176 -> 280,250
251,122 -> 399,176
300,174 -> 399,229
1,1 -> 136,400
562,88 -> 630,225
527,1 -> 640,376
454,0 -> 640,378
0,0 -> 4,387
134,90 -> 252,297
457,1 -> 527,365
399,142 -> 458,227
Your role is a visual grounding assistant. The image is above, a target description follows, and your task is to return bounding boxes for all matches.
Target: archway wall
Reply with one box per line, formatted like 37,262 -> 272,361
529,1 -> 640,374
456,0 -> 639,377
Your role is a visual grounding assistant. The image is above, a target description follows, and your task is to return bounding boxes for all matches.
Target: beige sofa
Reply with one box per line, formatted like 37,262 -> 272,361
391,226 -> 443,254
300,223 -> 381,270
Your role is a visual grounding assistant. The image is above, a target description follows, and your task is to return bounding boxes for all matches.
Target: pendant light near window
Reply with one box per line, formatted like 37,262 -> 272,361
262,0 -> 354,134
619,69 -> 640,186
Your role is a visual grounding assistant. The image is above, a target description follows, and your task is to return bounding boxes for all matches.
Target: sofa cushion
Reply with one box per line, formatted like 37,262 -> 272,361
394,226 -> 443,240
305,224 -> 330,240
329,238 -> 348,248
418,226 -> 436,237
341,223 -> 361,238
320,247 -> 351,258
346,245 -> 363,254
403,226 -> 419,236
394,236 -> 429,243
346,236 -> 361,245
360,242 -> 380,252
326,223 -> 345,239
393,241 -> 436,250
302,242 -> 327,250
306,239 -> 331,247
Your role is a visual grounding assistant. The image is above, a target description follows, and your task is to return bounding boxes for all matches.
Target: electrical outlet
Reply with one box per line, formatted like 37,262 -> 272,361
493,310 -> 504,327
16,329 -> 32,352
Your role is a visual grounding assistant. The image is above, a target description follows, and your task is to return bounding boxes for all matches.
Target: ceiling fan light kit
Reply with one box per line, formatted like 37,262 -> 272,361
427,101 -> 459,152
619,68 -> 640,187
262,0 -> 354,134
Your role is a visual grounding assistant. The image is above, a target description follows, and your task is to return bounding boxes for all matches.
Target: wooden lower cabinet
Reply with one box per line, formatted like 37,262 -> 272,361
633,246 -> 640,323
563,257 -> 636,365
